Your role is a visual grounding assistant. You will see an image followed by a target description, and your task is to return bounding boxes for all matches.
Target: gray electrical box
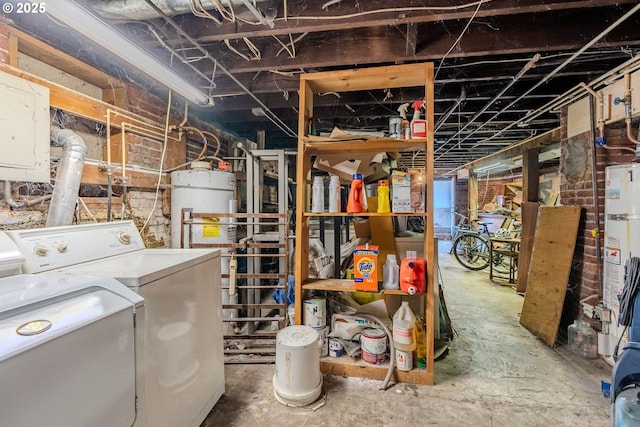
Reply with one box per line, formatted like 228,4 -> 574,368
0,71 -> 50,183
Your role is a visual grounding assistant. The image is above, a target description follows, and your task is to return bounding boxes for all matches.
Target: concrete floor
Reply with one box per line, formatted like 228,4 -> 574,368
202,242 -> 612,426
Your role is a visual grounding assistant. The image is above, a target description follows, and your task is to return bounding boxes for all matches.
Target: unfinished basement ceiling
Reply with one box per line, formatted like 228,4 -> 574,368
3,0 -> 640,174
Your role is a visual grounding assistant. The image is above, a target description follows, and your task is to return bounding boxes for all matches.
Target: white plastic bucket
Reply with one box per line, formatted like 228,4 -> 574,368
273,326 -> 323,406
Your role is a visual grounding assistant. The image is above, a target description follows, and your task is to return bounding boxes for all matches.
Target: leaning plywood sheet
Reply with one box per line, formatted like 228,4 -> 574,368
520,205 -> 581,346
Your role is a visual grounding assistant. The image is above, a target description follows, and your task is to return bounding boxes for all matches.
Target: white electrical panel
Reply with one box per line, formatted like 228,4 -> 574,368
0,71 -> 50,183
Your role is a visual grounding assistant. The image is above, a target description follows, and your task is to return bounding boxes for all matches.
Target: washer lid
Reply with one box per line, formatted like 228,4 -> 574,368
0,273 -> 143,314
0,232 -> 24,277
57,248 -> 219,287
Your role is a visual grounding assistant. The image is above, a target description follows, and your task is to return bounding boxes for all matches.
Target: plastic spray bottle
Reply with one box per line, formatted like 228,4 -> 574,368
347,173 -> 367,213
376,179 -> 390,213
398,102 -> 411,140
410,100 -> 427,139
382,254 -> 400,290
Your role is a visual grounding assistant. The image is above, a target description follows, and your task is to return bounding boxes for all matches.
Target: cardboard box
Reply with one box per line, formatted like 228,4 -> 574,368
314,152 -> 393,182
353,219 -> 371,238
314,152 -> 378,181
391,170 -> 411,213
409,169 -> 425,213
353,244 -> 379,291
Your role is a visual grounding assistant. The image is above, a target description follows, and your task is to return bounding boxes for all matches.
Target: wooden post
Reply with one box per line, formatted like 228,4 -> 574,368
522,148 -> 540,202
468,168 -> 478,221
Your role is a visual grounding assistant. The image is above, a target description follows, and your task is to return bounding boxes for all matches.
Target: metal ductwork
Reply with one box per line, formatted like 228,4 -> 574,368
46,128 -> 87,227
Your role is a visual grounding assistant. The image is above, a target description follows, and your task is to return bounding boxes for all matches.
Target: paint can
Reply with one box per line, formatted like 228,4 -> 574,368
328,338 -> 343,357
395,349 -> 413,371
315,326 -> 329,357
304,298 -> 326,328
360,327 -> 387,365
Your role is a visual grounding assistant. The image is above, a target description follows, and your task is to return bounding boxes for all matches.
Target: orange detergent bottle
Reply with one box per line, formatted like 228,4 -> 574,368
347,173 -> 367,213
399,251 -> 426,295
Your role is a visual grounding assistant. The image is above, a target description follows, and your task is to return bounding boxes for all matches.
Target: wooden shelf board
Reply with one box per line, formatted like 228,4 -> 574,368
302,279 -> 409,295
300,63 -> 432,93
303,137 -> 426,154
303,212 -> 426,218
320,356 -> 433,385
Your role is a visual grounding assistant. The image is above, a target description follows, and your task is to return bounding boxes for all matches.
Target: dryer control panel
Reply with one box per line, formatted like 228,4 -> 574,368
6,221 -> 145,273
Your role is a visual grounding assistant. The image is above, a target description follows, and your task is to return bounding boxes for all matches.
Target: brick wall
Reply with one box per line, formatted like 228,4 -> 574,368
0,21 -> 245,244
454,178 -> 468,218
560,111 -> 636,329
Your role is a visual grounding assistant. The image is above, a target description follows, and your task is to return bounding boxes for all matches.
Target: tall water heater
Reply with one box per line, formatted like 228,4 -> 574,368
604,163 -> 640,348
171,163 -> 237,333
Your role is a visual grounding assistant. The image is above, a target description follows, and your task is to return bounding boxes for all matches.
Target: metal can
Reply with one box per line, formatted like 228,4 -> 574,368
360,328 -> 387,365
329,338 -> 343,357
395,349 -> 413,371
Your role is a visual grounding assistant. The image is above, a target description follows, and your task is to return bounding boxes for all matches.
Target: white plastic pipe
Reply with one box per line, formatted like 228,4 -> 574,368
46,128 -> 87,227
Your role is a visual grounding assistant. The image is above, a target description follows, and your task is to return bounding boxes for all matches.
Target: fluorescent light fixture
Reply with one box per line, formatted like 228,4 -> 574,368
42,0 -> 213,106
475,162 -> 503,173
251,107 -> 266,116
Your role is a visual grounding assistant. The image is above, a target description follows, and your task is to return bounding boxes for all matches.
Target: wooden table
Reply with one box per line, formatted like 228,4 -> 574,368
489,237 -> 521,284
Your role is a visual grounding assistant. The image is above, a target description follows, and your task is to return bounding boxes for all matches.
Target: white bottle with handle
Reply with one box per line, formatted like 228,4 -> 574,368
392,301 -> 417,352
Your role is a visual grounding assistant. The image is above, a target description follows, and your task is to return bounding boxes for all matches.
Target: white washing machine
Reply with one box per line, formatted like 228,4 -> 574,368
7,221 -> 224,427
0,272 -> 145,427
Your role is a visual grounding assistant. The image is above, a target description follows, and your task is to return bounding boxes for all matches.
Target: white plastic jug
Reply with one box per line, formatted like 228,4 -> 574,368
311,176 -> 324,213
392,301 -> 416,352
328,175 -> 341,213
382,254 -> 400,290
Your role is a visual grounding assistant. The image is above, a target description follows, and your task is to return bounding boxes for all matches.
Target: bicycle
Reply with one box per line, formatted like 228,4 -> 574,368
451,214 -> 514,274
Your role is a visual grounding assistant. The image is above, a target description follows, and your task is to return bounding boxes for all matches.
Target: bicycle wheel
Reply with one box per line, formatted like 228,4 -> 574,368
452,233 -> 491,270
491,252 -> 512,274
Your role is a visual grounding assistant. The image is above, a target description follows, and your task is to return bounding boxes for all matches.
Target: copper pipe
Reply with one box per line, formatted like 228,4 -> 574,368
623,73 -> 640,145
602,144 -> 636,154
180,126 -> 208,161
201,130 -> 221,158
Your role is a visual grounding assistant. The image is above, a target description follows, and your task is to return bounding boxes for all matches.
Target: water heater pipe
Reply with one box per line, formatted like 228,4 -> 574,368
580,83 -> 635,153
624,73 -> 640,146
46,128 -> 87,227
586,92 -> 604,301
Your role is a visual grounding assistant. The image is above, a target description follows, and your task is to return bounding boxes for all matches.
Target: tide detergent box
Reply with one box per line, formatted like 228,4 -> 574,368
354,244 -> 379,291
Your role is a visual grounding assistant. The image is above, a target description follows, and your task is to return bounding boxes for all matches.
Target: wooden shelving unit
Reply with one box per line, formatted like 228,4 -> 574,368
294,63 -> 435,385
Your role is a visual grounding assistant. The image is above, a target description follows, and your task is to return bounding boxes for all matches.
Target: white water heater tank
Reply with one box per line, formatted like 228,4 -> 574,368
170,167 -> 236,249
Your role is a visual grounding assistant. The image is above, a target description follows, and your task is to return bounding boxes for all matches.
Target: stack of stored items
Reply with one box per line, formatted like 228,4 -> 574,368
298,292 -> 434,373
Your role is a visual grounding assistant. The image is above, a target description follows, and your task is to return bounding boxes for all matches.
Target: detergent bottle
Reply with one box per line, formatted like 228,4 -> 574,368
376,179 -> 390,213
347,173 -> 367,213
393,301 -> 417,353
410,100 -> 427,139
400,251 -> 427,295
382,254 -> 400,290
